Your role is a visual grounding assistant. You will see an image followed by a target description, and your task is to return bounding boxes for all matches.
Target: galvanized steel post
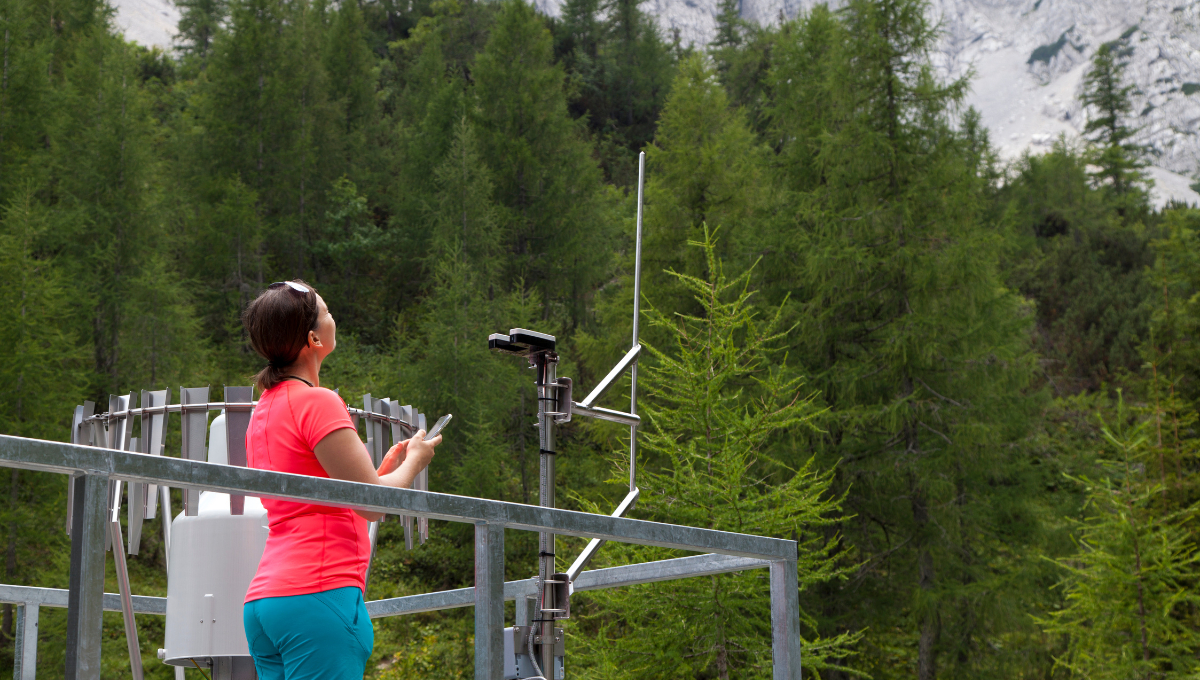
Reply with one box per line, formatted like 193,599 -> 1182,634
769,559 -> 802,680
534,351 -> 559,676
65,473 -> 108,679
474,522 -> 505,680
14,603 -> 37,680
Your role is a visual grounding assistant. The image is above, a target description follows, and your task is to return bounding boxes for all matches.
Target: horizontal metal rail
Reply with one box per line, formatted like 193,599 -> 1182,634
0,435 -> 801,680
365,553 -> 767,618
0,553 -> 766,621
0,435 -> 793,560
83,402 -> 413,428
0,584 -> 166,615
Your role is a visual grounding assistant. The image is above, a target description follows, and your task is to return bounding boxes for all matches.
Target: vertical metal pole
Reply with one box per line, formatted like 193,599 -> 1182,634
363,520 -> 379,592
534,352 -> 558,676
629,151 -> 646,493
769,559 -> 802,680
160,485 -> 173,572
109,514 -> 145,680
65,473 -> 108,680
474,522 -> 505,680
14,603 -> 37,680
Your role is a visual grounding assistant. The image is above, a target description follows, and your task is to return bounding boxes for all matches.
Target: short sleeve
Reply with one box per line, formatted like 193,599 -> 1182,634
291,387 -> 356,451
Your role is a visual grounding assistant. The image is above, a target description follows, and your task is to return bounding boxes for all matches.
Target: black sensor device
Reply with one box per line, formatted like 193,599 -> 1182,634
488,328 -> 556,356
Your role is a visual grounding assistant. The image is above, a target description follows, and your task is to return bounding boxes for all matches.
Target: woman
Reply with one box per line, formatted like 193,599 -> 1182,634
240,280 -> 439,679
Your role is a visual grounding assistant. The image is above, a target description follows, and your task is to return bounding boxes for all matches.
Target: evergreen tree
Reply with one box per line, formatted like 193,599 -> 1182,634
641,55 -> 766,321
1080,41 -> 1147,213
1037,400 -> 1200,679
1146,208 -> 1200,406
573,231 -> 857,679
1138,207 -> 1200,513
472,0 -> 614,327
323,0 -> 383,182
711,0 -> 743,53
764,5 -> 843,197
200,0 -> 339,281
553,0 -> 674,185
383,0 -> 497,316
1000,141 -> 1155,392
173,175 -> 264,371
0,0 -> 54,208
174,0 -> 228,67
597,0 -> 672,151
556,0 -> 603,82
709,0 -> 775,130
766,1 -> 1042,677
0,184 -> 86,440
0,185 -> 84,661
50,22 -> 189,394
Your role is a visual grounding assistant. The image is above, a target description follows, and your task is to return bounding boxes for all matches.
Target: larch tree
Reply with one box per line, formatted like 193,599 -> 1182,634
767,1 -> 1042,677
1037,399 -> 1200,680
1080,40 -> 1147,213
174,0 -> 228,68
640,55 -> 766,323
471,0 -> 614,328
572,230 -> 858,680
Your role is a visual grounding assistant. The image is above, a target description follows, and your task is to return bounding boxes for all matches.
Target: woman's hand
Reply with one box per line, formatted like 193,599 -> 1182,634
379,439 -> 408,476
384,430 -> 440,486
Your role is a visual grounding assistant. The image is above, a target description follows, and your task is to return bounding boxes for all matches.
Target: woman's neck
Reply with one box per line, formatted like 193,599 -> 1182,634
284,353 -> 322,388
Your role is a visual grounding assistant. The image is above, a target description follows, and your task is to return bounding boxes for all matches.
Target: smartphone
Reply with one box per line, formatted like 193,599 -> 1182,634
424,413 -> 452,439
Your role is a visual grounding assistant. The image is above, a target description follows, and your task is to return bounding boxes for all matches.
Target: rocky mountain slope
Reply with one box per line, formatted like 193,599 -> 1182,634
113,0 -> 1200,206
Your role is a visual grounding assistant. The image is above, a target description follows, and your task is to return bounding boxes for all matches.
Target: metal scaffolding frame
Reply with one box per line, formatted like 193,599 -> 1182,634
0,433 -> 801,680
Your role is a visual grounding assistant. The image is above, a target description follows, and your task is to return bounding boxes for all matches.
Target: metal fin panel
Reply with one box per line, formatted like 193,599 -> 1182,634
65,401 -> 95,536
224,386 -> 254,515
143,389 -> 169,521
128,434 -> 143,555
180,387 -> 210,516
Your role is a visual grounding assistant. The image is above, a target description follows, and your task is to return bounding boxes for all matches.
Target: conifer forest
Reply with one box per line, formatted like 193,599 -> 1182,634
3,0 -> 1200,677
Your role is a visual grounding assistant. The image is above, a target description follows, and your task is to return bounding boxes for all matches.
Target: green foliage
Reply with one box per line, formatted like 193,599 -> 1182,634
553,0 -> 674,184
1000,141 -> 1155,392
4,0 -> 1200,677
762,1 -> 1046,677
573,230 -> 858,679
641,55 -> 766,320
174,0 -> 227,67
472,0 -> 615,326
1037,398 -> 1200,679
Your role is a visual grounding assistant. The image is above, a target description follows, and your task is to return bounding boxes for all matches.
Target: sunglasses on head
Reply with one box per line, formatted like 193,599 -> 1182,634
269,281 -> 311,295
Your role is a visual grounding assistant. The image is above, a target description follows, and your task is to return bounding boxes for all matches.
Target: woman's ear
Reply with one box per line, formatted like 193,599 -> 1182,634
309,329 -> 321,348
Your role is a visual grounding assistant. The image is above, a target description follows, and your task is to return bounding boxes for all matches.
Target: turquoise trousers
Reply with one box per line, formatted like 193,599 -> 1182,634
243,586 -> 373,680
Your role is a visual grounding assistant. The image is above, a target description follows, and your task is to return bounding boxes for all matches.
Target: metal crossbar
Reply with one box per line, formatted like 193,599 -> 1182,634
2,435 -> 793,560
0,434 -> 802,680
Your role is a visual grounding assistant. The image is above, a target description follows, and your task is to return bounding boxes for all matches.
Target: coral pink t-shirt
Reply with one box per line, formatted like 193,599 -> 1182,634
244,380 -> 370,602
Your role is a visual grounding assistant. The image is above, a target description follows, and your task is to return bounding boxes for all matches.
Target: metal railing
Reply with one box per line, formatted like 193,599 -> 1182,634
0,434 -> 802,680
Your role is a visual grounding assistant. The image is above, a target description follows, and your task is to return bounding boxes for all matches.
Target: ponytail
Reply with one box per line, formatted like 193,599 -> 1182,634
242,280 -> 320,392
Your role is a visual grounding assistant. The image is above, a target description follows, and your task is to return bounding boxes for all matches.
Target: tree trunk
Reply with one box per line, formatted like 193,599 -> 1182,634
912,475 -> 938,680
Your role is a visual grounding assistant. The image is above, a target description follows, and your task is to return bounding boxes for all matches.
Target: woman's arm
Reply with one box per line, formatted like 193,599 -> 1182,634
313,427 -> 441,522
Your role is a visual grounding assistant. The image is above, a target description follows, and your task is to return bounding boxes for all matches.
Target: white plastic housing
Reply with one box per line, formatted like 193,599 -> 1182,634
161,413 -> 268,671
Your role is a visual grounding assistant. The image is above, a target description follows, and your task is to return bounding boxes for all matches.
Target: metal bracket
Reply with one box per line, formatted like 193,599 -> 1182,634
547,378 -> 573,423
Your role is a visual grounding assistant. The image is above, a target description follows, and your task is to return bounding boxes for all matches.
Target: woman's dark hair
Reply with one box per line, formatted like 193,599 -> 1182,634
242,280 -> 320,392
